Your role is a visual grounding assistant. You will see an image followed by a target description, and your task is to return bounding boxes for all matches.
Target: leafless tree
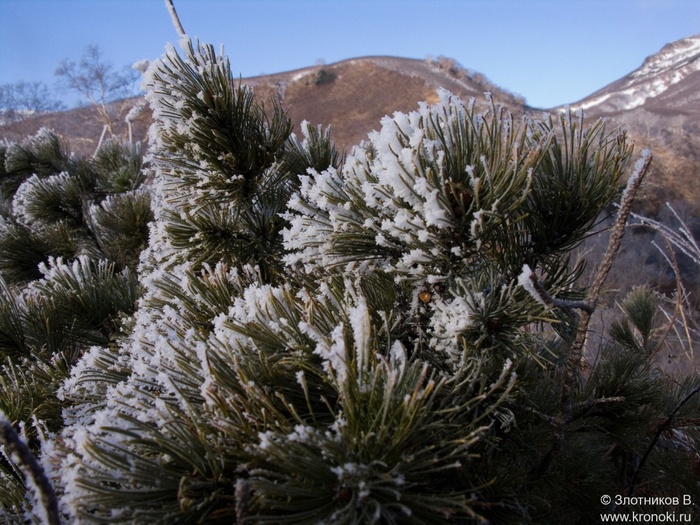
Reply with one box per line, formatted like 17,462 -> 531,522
0,81 -> 65,124
55,44 -> 140,138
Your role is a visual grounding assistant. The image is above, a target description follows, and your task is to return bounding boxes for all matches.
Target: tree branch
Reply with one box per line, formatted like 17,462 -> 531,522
522,269 -> 594,314
0,418 -> 60,525
628,387 -> 700,496
569,396 -> 626,422
559,152 -> 652,419
165,0 -> 187,38
534,151 -> 652,478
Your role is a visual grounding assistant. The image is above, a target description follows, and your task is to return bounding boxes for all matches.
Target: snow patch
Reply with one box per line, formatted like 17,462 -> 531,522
571,35 -> 700,112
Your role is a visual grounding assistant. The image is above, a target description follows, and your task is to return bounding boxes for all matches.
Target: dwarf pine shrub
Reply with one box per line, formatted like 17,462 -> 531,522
1,38 -> 699,525
0,129 -> 151,523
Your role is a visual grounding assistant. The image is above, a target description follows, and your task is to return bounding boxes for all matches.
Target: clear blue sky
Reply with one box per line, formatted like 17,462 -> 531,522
1,0 -> 699,109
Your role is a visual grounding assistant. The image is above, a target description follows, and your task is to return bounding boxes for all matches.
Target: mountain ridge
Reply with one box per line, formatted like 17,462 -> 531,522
2,34 -> 700,213
567,33 -> 700,118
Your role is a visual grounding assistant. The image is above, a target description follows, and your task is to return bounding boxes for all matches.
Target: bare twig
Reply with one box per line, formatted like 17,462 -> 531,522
522,270 -> 594,314
571,396 -> 626,410
628,387 -> 700,496
504,402 -> 558,426
628,204 -> 699,362
125,103 -> 145,144
165,0 -> 187,38
631,204 -> 700,268
559,152 -> 652,418
533,151 -> 653,478
509,396 -> 625,430
0,418 -> 60,525
93,124 -> 109,158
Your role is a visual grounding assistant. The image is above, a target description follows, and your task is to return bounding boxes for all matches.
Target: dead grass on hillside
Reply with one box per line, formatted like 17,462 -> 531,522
0,99 -> 151,157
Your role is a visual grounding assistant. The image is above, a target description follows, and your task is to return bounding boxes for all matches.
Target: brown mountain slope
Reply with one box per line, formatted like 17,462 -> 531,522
0,56 -> 525,157
1,44 -> 699,214
244,56 -> 527,149
0,100 -> 151,157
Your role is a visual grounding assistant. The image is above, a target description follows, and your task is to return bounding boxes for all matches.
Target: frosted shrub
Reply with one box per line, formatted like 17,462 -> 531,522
2,37 -> 699,525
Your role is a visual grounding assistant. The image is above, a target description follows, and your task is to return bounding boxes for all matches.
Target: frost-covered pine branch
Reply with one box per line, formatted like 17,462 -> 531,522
0,412 -> 60,525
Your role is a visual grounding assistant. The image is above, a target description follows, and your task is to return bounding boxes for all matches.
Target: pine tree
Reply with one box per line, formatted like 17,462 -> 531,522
2,37 -> 700,524
0,129 -> 151,523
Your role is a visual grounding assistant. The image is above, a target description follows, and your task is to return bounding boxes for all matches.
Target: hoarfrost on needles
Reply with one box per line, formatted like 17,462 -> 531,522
517,264 -> 548,307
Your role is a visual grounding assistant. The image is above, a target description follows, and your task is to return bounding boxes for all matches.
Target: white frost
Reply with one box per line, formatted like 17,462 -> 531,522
517,264 -> 547,307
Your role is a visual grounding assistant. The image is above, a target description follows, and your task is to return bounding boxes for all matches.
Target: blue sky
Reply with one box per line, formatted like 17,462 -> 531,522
1,0 -> 699,109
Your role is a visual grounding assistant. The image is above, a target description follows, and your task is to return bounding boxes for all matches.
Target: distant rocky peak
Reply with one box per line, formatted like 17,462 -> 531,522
570,33 -> 700,114
633,34 -> 700,81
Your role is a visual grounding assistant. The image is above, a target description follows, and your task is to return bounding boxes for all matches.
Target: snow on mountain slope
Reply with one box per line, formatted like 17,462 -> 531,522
569,34 -> 700,115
